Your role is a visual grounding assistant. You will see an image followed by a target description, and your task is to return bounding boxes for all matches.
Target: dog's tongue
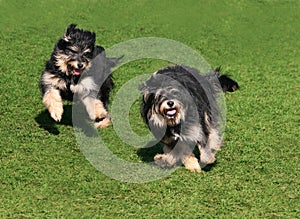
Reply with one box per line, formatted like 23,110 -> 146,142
73,69 -> 81,76
167,109 -> 176,116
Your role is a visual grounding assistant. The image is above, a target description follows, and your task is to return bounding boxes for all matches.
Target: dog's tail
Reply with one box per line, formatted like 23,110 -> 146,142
214,66 -> 239,92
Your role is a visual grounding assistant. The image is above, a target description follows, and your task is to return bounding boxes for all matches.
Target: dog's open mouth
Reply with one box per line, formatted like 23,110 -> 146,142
72,68 -> 82,76
164,108 -> 177,118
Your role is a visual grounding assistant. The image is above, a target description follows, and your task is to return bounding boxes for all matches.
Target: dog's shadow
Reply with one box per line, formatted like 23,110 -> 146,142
137,141 -> 163,163
35,105 -> 71,135
201,162 -> 217,172
35,104 -> 97,136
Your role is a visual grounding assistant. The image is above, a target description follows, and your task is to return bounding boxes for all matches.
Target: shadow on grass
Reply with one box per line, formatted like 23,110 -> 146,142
137,141 -> 163,163
35,105 -> 72,135
201,162 -> 218,172
35,104 -> 97,137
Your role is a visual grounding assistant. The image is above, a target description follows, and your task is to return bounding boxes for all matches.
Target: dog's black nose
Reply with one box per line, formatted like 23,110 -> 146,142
167,101 -> 174,107
77,63 -> 83,69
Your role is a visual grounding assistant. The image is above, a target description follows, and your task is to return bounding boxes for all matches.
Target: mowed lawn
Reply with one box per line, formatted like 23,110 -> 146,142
0,0 -> 299,218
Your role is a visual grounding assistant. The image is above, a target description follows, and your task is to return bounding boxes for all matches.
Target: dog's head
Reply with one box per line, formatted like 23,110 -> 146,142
54,24 -> 96,76
155,90 -> 185,127
141,75 -> 188,128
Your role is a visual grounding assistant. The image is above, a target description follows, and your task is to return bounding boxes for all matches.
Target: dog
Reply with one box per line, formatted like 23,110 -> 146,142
140,65 -> 239,172
40,24 -> 116,128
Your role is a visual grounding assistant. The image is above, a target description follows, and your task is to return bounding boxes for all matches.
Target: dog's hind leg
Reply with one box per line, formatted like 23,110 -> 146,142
43,88 -> 64,122
198,128 -> 222,167
198,143 -> 215,168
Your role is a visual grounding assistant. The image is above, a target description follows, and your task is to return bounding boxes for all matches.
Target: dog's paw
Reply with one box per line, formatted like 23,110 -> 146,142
94,116 -> 111,129
183,156 -> 201,172
50,111 -> 62,122
94,101 -> 107,119
200,153 -> 216,165
154,154 -> 176,168
43,89 -> 63,122
48,102 -> 63,122
199,153 -> 216,168
83,98 -> 108,121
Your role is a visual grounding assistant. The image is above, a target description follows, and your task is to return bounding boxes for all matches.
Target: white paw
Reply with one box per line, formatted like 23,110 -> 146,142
154,154 -> 176,168
49,103 -> 63,122
183,156 -> 201,172
94,116 -> 111,129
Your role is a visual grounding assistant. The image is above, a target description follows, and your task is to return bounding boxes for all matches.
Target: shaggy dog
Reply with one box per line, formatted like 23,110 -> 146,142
140,65 -> 239,172
39,24 -> 116,128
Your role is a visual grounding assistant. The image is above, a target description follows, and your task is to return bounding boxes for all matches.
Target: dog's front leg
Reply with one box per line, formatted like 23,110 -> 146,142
43,88 -> 64,122
182,154 -> 201,172
154,141 -> 200,172
177,141 -> 201,172
81,96 -> 110,128
154,144 -> 177,168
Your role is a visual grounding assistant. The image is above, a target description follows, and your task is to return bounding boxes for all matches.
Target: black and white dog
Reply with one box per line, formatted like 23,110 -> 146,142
140,65 -> 239,172
40,24 -> 117,128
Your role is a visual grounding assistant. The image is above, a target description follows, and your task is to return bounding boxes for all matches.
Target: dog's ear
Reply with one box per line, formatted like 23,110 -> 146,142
63,24 -> 77,42
93,45 -> 105,57
143,91 -> 151,103
139,84 -> 150,103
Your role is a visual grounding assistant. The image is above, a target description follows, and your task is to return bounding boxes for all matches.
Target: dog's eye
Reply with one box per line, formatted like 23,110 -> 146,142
83,51 -> 93,58
66,48 -> 76,55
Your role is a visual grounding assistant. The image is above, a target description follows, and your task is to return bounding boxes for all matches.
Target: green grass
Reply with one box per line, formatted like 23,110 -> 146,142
0,0 -> 299,218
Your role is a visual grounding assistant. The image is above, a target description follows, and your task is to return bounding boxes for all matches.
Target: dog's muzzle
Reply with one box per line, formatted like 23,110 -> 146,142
162,100 -> 178,118
71,62 -> 85,76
